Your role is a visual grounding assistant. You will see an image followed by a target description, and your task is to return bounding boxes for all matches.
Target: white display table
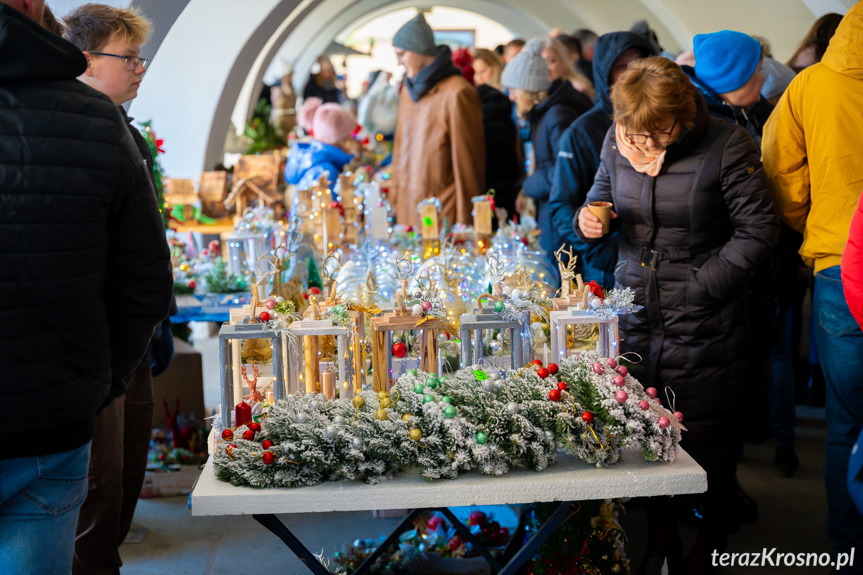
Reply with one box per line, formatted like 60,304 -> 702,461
190,449 -> 705,575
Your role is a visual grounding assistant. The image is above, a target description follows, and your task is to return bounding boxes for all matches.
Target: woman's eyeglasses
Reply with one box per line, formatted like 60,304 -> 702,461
88,52 -> 149,71
626,119 -> 678,145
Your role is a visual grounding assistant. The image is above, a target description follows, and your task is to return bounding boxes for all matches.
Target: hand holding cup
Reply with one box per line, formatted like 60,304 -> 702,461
578,202 -> 617,238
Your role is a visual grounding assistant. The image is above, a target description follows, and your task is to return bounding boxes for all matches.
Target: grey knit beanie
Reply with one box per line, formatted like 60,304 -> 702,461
501,37 -> 552,92
392,13 -> 436,56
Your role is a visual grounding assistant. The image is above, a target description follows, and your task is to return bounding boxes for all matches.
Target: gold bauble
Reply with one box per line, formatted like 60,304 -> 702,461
375,409 -> 388,421
352,396 -> 365,409
380,398 -> 393,409
377,391 -> 388,400
179,262 -> 190,272
610,564 -> 622,574
402,413 -> 412,422
409,428 -> 423,441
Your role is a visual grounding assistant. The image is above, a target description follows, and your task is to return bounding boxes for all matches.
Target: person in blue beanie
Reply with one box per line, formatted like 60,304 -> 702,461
548,31 -> 656,289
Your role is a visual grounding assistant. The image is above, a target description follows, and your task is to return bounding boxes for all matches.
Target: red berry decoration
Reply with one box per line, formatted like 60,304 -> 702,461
243,429 -> 256,440
188,280 -> 196,289
391,342 -> 408,358
582,411 -> 594,424
613,375 -> 626,387
259,311 -> 271,322
549,389 -> 561,402
639,400 -> 650,411
547,363 -> 559,375
469,510 -> 487,526
557,381 -> 567,391
302,293 -> 309,300
592,362 -> 605,375
616,365 -> 628,377
674,411 -> 684,423
645,387 -> 658,399
427,515 -> 444,530
248,422 -> 261,432
262,439 -> 273,449
405,225 -> 414,233
532,359 -> 543,366
537,367 -> 550,379
606,357 -> 618,368
262,451 -> 275,465
221,429 -> 234,440
310,287 -> 321,295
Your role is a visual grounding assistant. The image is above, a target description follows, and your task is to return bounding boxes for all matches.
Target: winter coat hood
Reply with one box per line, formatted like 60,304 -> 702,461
0,4 -> 86,83
821,2 -> 863,80
404,45 -> 462,102
529,79 -> 591,125
284,139 -> 353,191
592,32 -> 656,117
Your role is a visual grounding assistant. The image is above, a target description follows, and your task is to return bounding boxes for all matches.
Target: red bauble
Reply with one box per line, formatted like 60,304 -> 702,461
549,389 -> 561,402
392,342 -> 407,358
427,515 -> 444,530
592,362 -> 605,375
310,287 -> 321,295
674,411 -> 684,423
202,249 -> 209,257
497,527 -> 510,540
613,375 -> 626,387
547,363 -> 559,375
658,416 -> 671,430
262,451 -> 275,465
242,429 -> 255,440
405,225 -> 414,233
638,400 -> 650,410
582,411 -> 594,424
615,390 -> 629,404
248,422 -> 261,432
221,429 -> 234,440
532,359 -> 543,366
259,311 -> 271,322
645,387 -> 658,399
537,367 -> 550,379
616,365 -> 628,377
188,280 -> 196,289
469,510 -> 487,526
262,439 -> 273,449
449,535 -> 462,552
521,236 -> 529,246
557,381 -> 567,391
302,293 -> 309,300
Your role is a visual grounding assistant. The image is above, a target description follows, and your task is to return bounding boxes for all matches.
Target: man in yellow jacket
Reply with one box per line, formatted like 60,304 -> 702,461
762,3 -> 863,567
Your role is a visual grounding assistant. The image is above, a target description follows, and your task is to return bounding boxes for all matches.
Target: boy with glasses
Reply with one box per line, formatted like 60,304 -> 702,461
63,5 -> 174,574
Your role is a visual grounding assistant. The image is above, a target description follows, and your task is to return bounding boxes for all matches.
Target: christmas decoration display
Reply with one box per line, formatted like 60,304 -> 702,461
137,119 -> 168,229
213,350 -> 682,489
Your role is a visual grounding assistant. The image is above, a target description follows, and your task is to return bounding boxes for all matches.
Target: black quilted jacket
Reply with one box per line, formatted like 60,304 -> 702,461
577,95 -> 779,424
0,5 -> 173,459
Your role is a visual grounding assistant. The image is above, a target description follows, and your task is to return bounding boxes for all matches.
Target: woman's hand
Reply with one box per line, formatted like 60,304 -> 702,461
578,206 -> 617,238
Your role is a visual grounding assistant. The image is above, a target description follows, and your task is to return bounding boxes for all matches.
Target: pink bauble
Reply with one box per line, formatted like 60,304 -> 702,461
592,362 -> 605,375
638,400 -> 650,410
616,365 -> 628,377
606,358 -> 618,369
645,387 -> 658,399
658,416 -> 671,429
615,390 -> 628,403
265,300 -> 277,310
421,301 -> 433,311
674,411 -> 684,423
613,375 -> 626,387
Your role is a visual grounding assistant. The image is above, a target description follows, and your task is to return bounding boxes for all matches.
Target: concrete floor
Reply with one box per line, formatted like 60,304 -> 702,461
120,334 -> 834,574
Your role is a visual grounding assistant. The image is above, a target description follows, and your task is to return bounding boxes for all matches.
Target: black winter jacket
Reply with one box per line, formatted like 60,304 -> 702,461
522,80 -> 591,260
477,84 -> 520,221
577,96 -> 779,424
0,6 -> 173,459
548,32 -> 655,288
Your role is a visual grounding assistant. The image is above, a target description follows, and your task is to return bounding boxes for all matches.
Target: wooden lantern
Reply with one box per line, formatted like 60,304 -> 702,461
459,294 -> 529,370
164,178 -> 198,221
549,309 -> 620,362
199,171 -> 228,219
286,302 -> 351,400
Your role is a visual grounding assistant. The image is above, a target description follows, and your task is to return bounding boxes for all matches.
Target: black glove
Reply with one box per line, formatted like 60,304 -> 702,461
151,319 -> 175,377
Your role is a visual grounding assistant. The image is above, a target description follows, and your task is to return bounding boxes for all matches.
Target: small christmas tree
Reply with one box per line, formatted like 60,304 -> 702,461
137,120 -> 168,229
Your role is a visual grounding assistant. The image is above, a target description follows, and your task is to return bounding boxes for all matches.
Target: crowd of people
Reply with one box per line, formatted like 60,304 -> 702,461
1,0 -> 862,573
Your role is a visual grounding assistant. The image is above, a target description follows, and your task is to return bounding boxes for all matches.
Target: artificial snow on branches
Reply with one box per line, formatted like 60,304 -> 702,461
214,352 -> 681,489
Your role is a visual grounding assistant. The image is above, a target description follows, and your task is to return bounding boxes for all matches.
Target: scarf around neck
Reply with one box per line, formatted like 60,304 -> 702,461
615,123 -> 667,177
404,45 -> 462,102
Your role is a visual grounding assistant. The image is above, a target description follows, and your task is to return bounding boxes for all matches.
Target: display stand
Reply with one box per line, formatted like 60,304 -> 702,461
192,449 -> 707,575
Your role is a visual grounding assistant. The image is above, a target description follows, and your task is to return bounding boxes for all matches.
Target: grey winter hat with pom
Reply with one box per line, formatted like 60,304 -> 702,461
501,37 -> 552,92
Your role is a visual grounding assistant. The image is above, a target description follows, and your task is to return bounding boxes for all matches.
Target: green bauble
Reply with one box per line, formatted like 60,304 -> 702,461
444,406 -> 457,419
427,372 -> 438,380
441,396 -> 452,404
476,431 -> 488,444
408,369 -> 418,376
413,383 -> 425,394
439,375 -> 448,382
427,380 -> 438,390
494,300 -> 506,313
423,394 -> 435,404
333,304 -> 345,314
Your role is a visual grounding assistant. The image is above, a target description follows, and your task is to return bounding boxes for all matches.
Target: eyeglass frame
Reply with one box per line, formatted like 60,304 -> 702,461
87,52 -> 149,71
625,119 -> 678,145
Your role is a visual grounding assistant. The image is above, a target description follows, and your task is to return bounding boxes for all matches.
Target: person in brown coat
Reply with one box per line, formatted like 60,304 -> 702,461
390,13 -> 485,228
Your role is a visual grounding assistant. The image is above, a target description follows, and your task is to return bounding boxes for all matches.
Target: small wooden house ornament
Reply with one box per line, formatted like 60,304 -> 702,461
164,178 -> 198,221
199,171 -> 228,219
224,153 -> 282,218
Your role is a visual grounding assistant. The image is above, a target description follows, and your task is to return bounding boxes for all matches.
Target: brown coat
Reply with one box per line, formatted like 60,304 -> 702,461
391,75 -> 486,228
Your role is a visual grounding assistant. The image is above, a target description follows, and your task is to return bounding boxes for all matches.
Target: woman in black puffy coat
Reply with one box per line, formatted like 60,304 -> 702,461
577,57 -> 778,573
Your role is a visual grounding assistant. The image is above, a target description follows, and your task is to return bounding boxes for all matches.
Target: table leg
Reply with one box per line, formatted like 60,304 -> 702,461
497,502 -> 580,575
252,514 -> 332,575
438,507 -> 502,573
352,509 -> 425,574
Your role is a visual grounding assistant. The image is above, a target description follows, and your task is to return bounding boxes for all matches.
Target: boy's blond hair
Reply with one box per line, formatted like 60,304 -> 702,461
63,3 -> 152,52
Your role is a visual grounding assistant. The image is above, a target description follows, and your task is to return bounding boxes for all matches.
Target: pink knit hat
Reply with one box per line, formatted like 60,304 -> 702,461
312,103 -> 358,146
297,97 -> 323,134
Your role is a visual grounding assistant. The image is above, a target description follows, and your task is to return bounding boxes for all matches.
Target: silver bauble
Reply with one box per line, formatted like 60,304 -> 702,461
296,413 -> 310,424
490,340 -> 503,355
325,425 -> 338,439
506,402 -> 520,414
481,381 -> 493,392
544,429 -> 555,441
310,400 -> 322,411
493,381 -> 503,392
351,437 -> 364,450
332,415 -> 345,426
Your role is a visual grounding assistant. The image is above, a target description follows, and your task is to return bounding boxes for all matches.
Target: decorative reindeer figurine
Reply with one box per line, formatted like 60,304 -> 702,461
321,251 -> 345,305
393,255 -> 416,315
554,244 -> 579,297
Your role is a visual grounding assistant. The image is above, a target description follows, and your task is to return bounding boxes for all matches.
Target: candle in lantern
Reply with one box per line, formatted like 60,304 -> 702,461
321,365 -> 337,400
543,343 -> 549,366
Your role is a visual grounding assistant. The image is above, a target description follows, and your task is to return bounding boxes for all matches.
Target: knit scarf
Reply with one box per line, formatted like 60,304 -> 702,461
615,123 -> 667,177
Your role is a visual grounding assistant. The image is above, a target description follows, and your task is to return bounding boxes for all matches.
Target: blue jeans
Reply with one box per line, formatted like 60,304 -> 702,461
0,443 -> 91,575
769,301 -> 798,448
813,266 -> 863,563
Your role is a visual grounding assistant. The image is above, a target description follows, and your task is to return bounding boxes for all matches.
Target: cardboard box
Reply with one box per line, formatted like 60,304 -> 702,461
152,338 -> 206,427
141,464 -> 202,499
